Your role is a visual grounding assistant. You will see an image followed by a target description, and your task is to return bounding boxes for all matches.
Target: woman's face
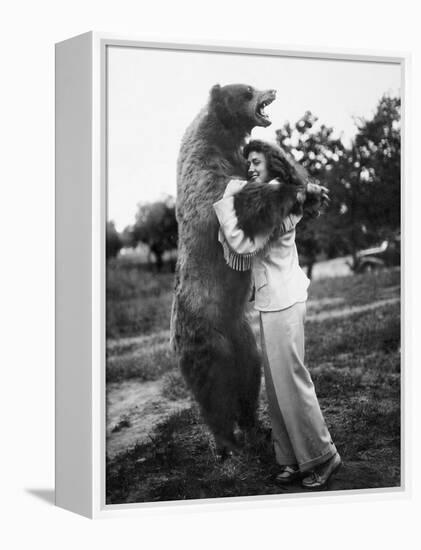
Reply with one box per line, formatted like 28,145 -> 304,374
247,151 -> 270,183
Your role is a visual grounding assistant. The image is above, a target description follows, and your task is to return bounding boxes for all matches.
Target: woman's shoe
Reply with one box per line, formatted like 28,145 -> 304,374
275,464 -> 301,484
302,453 -> 342,489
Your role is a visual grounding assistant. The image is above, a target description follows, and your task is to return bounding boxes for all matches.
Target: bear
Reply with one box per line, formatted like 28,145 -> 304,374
170,83 -> 307,457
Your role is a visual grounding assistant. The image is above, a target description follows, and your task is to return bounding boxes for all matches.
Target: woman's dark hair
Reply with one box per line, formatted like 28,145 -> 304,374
243,139 -> 308,186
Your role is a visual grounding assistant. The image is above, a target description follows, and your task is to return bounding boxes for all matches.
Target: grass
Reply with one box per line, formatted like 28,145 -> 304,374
307,266 -> 400,314
106,342 -> 176,383
106,262 -> 401,503
107,258 -> 400,340
106,259 -> 174,339
306,302 -> 400,364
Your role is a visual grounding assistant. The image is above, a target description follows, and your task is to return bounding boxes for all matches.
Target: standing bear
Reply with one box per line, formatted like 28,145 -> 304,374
170,83 -> 307,456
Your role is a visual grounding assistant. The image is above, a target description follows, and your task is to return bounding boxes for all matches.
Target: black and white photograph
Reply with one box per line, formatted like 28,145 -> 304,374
105,45 -> 401,505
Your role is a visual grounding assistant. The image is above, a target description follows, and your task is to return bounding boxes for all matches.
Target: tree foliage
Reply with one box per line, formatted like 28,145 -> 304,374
130,196 -> 178,271
353,95 -> 401,231
275,95 -> 401,271
276,111 -> 347,274
106,221 -> 123,260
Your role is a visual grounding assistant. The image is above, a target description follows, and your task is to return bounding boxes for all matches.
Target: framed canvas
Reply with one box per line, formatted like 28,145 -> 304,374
55,32 -> 409,518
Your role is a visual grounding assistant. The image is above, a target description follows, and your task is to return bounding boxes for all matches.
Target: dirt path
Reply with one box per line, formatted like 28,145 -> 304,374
107,379 -> 191,458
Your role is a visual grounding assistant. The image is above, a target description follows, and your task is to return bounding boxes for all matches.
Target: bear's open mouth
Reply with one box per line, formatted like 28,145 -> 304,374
255,91 -> 276,126
256,100 -> 271,119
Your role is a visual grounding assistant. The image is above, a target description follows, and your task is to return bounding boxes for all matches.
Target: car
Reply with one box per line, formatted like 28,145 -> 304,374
351,233 -> 400,274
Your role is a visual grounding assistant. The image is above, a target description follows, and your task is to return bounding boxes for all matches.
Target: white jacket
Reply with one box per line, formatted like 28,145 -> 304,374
213,195 -> 310,311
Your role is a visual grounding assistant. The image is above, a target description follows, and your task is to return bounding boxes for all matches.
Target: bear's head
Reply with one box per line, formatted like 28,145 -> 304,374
209,84 -> 276,132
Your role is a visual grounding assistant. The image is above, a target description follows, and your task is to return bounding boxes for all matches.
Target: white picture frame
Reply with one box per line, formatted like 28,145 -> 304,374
55,31 -> 409,519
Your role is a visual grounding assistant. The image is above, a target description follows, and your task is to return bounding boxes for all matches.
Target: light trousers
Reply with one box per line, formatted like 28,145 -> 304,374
259,302 -> 337,472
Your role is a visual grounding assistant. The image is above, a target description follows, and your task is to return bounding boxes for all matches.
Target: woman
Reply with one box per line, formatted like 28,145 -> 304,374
213,139 -> 341,489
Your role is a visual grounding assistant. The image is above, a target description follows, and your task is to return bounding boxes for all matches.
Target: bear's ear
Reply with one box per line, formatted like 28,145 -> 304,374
210,84 -> 221,101
209,84 -> 236,127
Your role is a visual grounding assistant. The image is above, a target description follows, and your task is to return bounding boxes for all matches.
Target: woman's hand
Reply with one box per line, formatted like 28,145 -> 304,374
223,179 -> 248,198
306,182 -> 330,206
304,182 -> 330,217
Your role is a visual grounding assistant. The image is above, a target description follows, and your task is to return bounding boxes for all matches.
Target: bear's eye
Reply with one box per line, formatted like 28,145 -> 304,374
244,86 -> 253,100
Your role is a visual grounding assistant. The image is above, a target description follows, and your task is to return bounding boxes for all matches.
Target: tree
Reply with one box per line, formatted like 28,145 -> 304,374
325,95 -> 401,263
131,196 -> 178,271
275,95 -> 401,269
106,221 -> 123,260
353,95 -> 401,232
276,111 -> 346,276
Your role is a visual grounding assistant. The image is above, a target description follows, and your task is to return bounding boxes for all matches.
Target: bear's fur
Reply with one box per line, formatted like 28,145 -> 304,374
170,84 -> 305,455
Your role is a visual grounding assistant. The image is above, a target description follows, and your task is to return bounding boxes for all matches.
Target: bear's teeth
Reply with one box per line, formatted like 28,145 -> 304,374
258,100 -> 270,117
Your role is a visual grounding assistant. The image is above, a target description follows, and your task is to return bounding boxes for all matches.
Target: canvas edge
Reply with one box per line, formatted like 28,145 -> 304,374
55,30 -> 95,519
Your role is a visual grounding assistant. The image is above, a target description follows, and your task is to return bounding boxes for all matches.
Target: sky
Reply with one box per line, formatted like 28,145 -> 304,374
107,46 -> 401,231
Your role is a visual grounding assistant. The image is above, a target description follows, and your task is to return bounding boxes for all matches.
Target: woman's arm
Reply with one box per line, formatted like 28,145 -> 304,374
213,194 -> 272,271
214,195 -> 302,254
213,195 -> 272,255
213,180 -> 303,271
